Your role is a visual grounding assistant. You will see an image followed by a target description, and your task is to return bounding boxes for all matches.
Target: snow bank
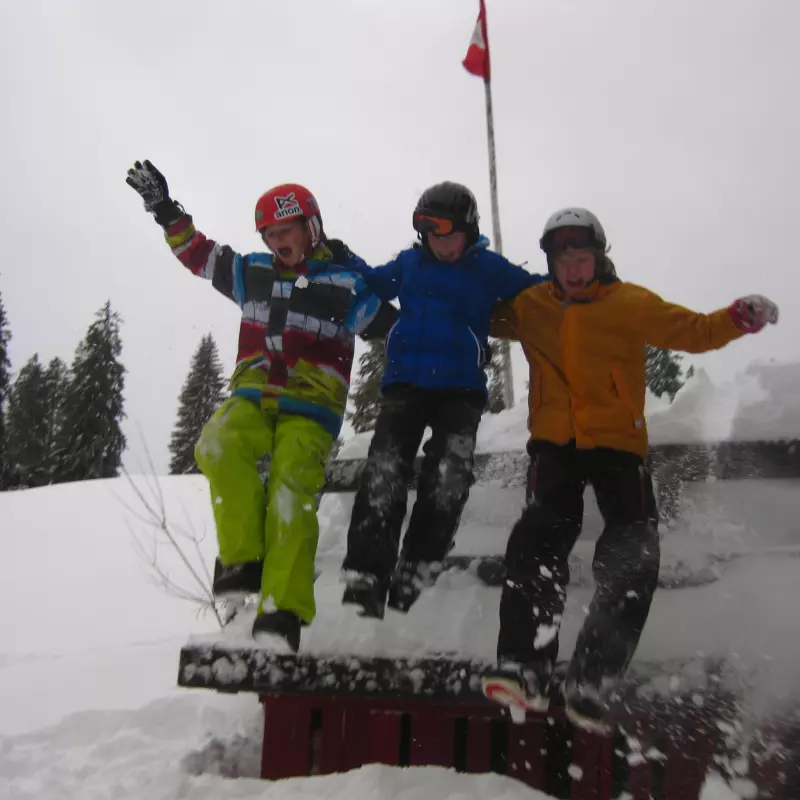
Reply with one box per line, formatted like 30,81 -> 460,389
0,693 -> 555,800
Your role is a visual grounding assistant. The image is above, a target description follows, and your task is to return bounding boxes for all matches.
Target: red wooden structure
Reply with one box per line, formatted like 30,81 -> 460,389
255,691 -> 800,798
258,692 -> 717,799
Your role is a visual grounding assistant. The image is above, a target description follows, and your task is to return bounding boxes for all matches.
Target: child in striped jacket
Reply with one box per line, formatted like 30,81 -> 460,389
127,160 -> 393,652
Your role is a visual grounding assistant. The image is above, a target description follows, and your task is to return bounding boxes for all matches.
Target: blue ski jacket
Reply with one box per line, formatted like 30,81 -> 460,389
358,237 -> 545,393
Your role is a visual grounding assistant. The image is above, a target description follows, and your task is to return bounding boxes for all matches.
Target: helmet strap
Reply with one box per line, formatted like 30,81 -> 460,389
306,214 -> 324,249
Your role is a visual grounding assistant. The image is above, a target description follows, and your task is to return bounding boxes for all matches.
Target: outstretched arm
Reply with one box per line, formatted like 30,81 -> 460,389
642,289 -> 778,353
126,160 -> 243,304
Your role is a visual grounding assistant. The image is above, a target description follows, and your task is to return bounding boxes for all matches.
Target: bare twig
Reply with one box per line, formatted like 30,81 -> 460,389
117,429 -> 223,628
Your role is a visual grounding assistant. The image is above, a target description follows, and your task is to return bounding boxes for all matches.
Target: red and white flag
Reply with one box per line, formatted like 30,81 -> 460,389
462,0 -> 491,81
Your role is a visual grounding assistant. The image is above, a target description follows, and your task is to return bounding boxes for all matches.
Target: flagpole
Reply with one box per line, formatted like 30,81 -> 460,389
484,77 -> 503,257
482,38 -> 514,409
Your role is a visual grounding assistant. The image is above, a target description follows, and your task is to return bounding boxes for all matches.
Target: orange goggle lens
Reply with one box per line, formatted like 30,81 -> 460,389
413,213 -> 456,236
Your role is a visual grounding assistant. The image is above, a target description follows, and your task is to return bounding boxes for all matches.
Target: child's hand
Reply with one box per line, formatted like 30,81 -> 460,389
126,160 -> 183,225
126,160 -> 169,209
728,295 -> 779,333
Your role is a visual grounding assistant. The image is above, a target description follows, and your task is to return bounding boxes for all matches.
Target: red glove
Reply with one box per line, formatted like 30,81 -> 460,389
728,295 -> 779,334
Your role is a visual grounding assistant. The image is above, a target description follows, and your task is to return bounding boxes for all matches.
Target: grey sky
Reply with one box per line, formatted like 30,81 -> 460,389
1,0 -> 797,473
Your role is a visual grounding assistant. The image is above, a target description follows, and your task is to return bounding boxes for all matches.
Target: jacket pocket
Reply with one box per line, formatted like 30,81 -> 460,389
610,365 -> 644,431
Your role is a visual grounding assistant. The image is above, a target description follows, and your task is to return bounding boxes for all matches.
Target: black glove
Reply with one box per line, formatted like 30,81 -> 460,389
327,238 -> 351,264
126,160 -> 183,226
360,302 -> 399,341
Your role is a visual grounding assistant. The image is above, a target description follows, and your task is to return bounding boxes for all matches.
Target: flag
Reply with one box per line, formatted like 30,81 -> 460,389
462,0 -> 490,81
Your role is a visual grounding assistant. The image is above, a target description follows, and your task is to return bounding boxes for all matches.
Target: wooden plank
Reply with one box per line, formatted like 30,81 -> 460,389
179,644 -> 728,709
662,713 -> 718,800
465,716 -> 493,774
569,728 -> 613,800
316,698 -> 346,775
368,709 -> 403,766
260,694 -> 313,779
506,718 -> 548,792
339,702 -> 372,772
626,758 -> 653,800
409,709 -> 454,767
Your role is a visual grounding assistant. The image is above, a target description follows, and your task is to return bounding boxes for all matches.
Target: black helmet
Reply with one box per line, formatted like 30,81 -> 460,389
413,182 -> 480,247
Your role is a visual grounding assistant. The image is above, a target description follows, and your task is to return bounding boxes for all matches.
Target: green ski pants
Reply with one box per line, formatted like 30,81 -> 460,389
195,396 -> 333,623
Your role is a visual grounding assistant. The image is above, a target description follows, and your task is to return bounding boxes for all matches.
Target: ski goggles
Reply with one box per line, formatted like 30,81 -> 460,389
413,212 -> 457,236
540,225 -> 602,253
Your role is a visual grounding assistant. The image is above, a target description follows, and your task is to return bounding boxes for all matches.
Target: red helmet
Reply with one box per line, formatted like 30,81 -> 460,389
254,183 -> 324,247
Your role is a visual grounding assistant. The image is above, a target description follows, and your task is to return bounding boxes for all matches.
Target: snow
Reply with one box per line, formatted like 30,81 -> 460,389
648,362 -> 800,444
3,363 -> 800,799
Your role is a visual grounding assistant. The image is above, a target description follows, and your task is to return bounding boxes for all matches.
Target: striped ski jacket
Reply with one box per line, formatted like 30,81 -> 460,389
163,213 -> 385,437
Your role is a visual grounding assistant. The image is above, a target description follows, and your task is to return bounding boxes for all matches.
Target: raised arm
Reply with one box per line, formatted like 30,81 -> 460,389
126,160 -> 243,304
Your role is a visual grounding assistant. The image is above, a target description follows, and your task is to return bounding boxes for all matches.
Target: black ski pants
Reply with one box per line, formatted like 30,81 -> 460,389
498,440 -> 660,693
342,384 -> 485,589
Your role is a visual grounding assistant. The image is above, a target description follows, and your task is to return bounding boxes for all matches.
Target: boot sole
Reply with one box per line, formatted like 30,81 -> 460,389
342,590 -> 385,620
564,703 -> 612,735
482,676 -> 550,714
252,628 -> 297,654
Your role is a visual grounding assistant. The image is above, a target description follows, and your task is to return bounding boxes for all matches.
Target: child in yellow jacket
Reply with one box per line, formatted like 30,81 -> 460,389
483,207 -> 779,731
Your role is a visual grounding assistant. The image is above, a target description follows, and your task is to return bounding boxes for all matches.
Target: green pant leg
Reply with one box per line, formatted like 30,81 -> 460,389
195,396 -> 275,565
261,415 -> 333,623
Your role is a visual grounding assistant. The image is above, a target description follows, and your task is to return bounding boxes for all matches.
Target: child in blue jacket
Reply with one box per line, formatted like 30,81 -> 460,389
342,182 -> 545,618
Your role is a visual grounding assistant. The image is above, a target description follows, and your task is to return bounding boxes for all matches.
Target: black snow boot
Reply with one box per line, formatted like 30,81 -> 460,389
387,561 -> 441,613
342,573 -> 388,620
252,610 -> 302,653
212,557 -> 263,597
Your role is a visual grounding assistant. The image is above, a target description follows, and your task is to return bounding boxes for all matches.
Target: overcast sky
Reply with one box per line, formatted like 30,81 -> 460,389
1,0 -> 797,473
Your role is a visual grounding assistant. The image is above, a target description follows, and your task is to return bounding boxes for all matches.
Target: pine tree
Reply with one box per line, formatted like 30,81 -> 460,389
168,333 -> 226,474
0,290 -> 11,489
52,302 -> 127,483
346,341 -> 386,433
645,345 -> 685,401
42,357 -> 69,477
485,339 -> 509,414
6,355 -> 50,488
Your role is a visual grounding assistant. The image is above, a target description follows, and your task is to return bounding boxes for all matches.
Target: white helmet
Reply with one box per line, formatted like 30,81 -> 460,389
539,207 -> 607,252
